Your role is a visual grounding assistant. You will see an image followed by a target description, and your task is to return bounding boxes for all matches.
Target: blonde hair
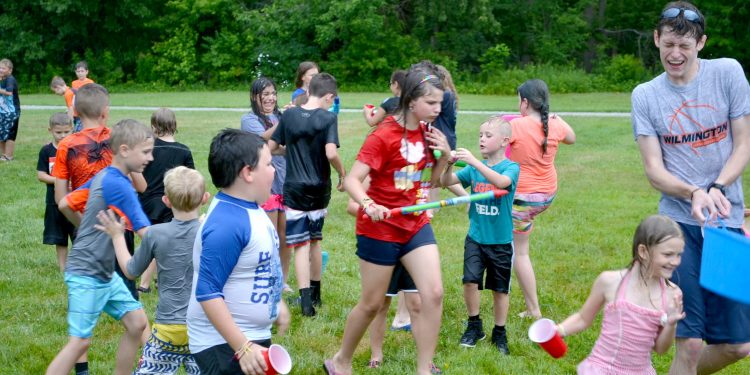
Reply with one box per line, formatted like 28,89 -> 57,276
0,58 -> 13,70
164,166 -> 205,212
151,108 -> 177,136
482,116 -> 512,138
110,119 -> 153,155
436,64 -> 459,109
50,76 -> 66,89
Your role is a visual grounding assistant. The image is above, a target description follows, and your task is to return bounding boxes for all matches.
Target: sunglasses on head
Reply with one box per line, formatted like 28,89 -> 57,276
661,7 -> 701,23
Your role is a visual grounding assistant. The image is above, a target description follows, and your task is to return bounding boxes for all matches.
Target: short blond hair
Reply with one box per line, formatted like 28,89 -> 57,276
164,166 -> 205,212
110,119 -> 153,155
0,59 -> 13,70
50,76 -> 66,89
482,116 -> 512,138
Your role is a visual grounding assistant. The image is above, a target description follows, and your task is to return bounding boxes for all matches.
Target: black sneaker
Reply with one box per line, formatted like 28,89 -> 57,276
459,320 -> 486,347
491,328 -> 510,355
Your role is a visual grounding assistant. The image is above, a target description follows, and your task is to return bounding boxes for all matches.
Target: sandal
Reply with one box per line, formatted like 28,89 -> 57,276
430,362 -> 442,374
137,286 -> 151,293
368,359 -> 381,369
390,323 -> 411,332
323,359 -> 343,375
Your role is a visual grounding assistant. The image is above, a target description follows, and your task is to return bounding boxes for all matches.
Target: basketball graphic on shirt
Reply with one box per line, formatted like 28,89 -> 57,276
663,100 -> 728,155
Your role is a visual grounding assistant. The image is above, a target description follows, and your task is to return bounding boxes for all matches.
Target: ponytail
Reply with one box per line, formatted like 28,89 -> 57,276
540,103 -> 549,154
517,79 -> 551,155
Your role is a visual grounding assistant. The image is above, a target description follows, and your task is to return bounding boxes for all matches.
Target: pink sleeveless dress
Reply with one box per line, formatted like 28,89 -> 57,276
577,269 -> 667,375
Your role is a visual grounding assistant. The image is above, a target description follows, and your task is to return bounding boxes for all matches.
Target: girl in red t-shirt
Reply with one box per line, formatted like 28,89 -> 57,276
324,62 -> 450,375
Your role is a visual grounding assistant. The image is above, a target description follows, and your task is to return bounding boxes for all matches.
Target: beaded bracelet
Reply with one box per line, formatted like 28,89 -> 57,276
233,340 -> 255,361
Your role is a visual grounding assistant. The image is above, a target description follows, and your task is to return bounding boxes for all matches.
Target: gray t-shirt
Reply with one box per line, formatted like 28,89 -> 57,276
66,167 -> 150,281
632,58 -> 750,227
241,112 -> 286,195
127,219 -> 199,324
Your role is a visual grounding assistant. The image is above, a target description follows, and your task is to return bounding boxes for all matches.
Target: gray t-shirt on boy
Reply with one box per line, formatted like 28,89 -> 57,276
632,58 -> 750,228
127,219 -> 199,324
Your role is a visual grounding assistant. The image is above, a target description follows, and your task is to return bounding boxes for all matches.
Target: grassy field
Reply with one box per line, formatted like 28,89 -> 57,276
1,92 -> 749,374
21,91 -> 633,112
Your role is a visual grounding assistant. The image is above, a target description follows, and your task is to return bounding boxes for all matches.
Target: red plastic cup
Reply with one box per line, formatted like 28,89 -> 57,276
528,318 -> 567,358
364,104 -> 376,117
261,344 -> 292,375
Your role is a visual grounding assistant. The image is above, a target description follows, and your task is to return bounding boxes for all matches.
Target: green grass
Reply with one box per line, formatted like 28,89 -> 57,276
1,93 -> 748,374
21,91 -> 633,112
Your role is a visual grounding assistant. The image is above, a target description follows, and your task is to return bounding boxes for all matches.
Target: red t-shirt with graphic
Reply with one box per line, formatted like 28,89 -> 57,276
355,116 -> 434,242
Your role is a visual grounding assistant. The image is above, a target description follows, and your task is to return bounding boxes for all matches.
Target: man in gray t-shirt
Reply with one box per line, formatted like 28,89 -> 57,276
632,2 -> 750,374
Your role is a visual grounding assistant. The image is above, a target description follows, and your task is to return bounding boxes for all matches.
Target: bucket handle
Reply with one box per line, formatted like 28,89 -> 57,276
703,216 -> 726,229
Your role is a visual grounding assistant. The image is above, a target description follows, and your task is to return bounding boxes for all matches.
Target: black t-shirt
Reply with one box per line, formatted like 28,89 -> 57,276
37,143 -> 57,205
380,96 -> 399,114
433,91 -> 457,149
271,107 -> 339,211
138,138 -> 195,223
3,75 -> 20,110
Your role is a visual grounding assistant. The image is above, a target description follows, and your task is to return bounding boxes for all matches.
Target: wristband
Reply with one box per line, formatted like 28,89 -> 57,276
361,197 -> 374,210
707,182 -> 726,196
233,340 -> 255,361
558,324 -> 567,337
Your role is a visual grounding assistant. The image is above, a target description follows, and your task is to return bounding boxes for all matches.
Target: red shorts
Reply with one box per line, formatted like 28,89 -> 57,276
261,194 -> 284,212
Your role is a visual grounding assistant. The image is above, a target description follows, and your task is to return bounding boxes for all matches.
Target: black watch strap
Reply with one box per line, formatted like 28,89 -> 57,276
707,182 -> 726,196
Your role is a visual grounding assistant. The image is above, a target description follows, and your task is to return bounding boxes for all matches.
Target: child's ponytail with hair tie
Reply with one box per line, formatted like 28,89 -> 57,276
540,103 -> 549,154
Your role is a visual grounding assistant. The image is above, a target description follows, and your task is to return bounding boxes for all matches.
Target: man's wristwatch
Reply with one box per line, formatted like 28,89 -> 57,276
707,182 -> 727,196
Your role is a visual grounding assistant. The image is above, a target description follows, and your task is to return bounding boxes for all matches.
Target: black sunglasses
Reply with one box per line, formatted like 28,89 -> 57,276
661,7 -> 702,23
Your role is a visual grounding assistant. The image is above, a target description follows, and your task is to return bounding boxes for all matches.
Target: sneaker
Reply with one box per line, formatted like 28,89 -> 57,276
491,328 -> 510,355
459,320 -> 486,347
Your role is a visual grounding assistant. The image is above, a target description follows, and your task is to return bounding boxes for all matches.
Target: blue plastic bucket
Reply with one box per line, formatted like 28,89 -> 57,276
699,221 -> 750,304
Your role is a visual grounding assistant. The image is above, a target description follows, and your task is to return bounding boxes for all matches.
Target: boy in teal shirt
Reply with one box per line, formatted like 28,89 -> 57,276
438,117 -> 519,355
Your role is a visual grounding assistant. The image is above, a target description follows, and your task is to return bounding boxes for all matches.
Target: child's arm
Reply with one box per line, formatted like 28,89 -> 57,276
275,299 -> 290,337
654,285 -> 685,354
58,196 -> 82,227
37,171 -> 55,185
345,161 -> 390,221
363,105 -> 387,127
93,210 -> 139,279
456,148 -> 513,189
557,271 -> 613,337
54,179 -> 70,205
325,143 -> 346,192
130,172 -> 147,193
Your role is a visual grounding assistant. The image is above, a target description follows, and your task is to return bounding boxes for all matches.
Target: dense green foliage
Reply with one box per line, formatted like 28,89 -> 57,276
2,0 -> 749,93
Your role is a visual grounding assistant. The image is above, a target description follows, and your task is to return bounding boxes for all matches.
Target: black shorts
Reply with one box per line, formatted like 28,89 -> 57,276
462,236 -> 513,293
356,224 -> 436,266
7,113 -> 19,141
386,262 -> 417,296
43,204 -> 76,246
193,339 -> 271,375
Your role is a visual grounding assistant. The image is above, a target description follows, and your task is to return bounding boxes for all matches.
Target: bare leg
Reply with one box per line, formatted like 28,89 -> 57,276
55,245 -> 68,272
400,245 -> 444,375
294,242 -> 311,289
513,231 -> 541,318
0,141 -> 5,156
670,338 -> 703,375
331,261 -> 394,375
464,283 -> 480,316
369,296 -> 393,364
697,342 -> 750,374
46,337 -> 90,375
277,212 -> 291,288
310,240 -> 322,282
391,291 -> 411,328
493,292 -> 510,326
138,260 -> 157,290
6,139 -> 15,158
116,309 -> 148,375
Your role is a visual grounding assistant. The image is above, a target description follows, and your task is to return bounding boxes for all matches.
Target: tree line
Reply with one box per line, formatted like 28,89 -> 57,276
1,0 -> 748,94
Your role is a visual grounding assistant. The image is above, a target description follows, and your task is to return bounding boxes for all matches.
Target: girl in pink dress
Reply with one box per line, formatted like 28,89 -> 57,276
556,215 -> 686,374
